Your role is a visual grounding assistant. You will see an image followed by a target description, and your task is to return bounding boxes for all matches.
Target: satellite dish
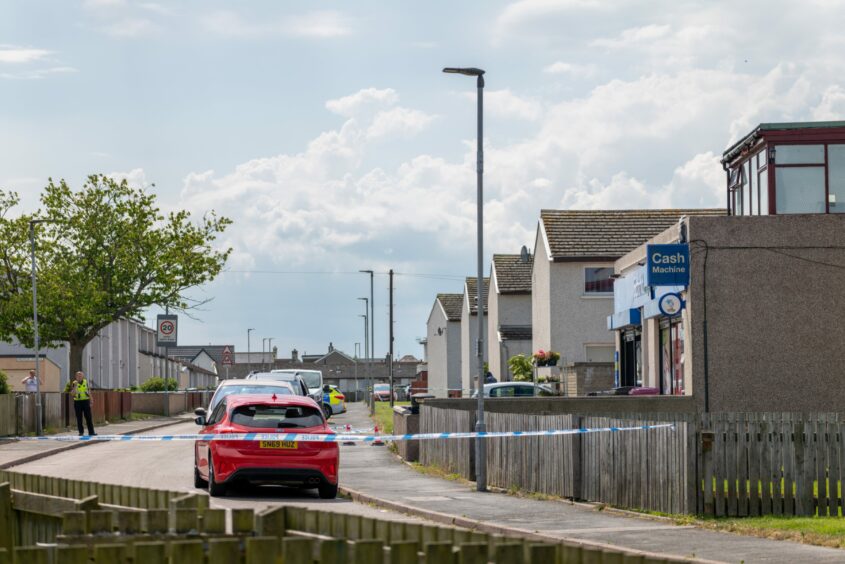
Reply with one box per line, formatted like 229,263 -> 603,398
520,245 -> 530,263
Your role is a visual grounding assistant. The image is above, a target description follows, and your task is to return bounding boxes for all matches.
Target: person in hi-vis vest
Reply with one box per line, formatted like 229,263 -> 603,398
65,371 -> 96,436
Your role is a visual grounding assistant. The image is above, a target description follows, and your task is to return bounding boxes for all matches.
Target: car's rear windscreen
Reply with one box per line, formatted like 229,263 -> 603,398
230,404 -> 323,429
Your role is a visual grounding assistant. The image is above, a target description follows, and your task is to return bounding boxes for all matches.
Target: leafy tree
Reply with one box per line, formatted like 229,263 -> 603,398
0,175 -> 231,378
140,377 -> 178,392
0,370 -> 9,394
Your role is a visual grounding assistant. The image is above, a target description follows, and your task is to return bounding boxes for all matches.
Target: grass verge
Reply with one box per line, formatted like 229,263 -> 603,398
371,401 -> 410,435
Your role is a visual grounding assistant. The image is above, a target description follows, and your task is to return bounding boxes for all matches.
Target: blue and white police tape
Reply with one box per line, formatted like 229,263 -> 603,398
11,423 -> 674,444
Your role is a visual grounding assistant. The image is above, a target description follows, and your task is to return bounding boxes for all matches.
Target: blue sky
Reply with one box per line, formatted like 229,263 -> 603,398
3,0 -> 845,360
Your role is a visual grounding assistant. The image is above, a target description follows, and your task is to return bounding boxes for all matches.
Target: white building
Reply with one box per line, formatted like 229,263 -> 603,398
425,294 -> 462,398
461,277 -> 489,394
488,252 -> 533,382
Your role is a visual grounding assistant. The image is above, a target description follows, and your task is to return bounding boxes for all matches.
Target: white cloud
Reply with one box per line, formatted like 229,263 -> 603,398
366,108 -> 436,139
102,18 -> 157,38
108,168 -> 150,188
200,9 -> 353,39
543,61 -> 597,78
470,89 -> 543,121
591,24 -> 671,48
0,46 -> 52,64
326,88 -> 399,117
812,85 -> 845,120
0,66 -> 77,80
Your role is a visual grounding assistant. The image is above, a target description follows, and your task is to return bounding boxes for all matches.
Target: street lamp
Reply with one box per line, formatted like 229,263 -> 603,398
29,218 -> 61,436
261,337 -> 267,370
443,65 -> 487,492
359,313 -> 368,408
358,270 -> 374,365
247,328 -> 255,375
357,297 -> 370,409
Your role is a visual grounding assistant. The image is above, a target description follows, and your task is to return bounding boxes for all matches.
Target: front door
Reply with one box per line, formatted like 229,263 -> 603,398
620,330 -> 642,388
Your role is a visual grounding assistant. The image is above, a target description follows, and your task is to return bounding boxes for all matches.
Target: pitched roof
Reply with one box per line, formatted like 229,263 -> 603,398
492,254 -> 533,294
168,345 -> 234,366
436,293 -> 463,321
498,325 -> 532,341
465,277 -> 490,315
539,209 -> 725,260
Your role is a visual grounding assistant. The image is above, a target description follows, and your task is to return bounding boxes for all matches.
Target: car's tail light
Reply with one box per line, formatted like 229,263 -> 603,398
336,394 -> 345,400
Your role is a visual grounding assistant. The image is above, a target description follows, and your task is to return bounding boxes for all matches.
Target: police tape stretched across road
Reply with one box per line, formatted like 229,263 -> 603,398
12,423 -> 674,444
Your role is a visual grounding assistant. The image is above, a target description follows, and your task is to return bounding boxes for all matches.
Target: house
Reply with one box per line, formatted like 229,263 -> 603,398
425,294 -> 463,398
0,355 -> 62,392
609,212 -> 845,411
487,251 -> 533,382
722,120 -> 845,215
532,209 -> 723,394
461,277 -> 489,395
169,346 -> 234,375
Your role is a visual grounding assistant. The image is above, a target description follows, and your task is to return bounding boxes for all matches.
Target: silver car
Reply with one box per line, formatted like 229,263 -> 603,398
470,382 -> 555,398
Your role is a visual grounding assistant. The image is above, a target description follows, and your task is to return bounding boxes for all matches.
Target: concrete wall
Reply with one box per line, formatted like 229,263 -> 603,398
563,362 -> 614,396
686,214 -> 845,412
531,228 -> 552,360
488,285 -> 532,382
460,294 -> 487,395
548,262 -> 615,364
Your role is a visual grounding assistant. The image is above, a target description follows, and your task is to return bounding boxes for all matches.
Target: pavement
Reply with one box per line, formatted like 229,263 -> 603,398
337,402 -> 845,564
0,415 -> 193,469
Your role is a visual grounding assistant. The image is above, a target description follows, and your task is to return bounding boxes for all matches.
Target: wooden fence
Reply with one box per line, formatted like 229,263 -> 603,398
420,406 -> 475,479
0,471 -> 694,564
418,406 -> 845,517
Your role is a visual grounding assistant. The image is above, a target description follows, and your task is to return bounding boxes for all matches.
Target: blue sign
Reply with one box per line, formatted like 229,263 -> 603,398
657,292 -> 683,317
646,244 -> 690,287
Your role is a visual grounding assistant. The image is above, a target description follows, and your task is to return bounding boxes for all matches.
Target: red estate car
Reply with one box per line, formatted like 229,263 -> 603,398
193,394 -> 339,498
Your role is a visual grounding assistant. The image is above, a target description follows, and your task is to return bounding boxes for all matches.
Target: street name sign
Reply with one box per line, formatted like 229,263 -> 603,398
646,243 -> 690,287
156,314 -> 178,347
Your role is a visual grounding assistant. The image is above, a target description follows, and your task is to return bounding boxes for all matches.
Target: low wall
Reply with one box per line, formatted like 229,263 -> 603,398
392,407 -> 419,462
562,362 -> 614,396
131,391 -> 212,416
423,395 -> 697,414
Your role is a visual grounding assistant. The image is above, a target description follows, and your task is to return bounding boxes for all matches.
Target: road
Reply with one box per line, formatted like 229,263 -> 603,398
9,409 -> 426,524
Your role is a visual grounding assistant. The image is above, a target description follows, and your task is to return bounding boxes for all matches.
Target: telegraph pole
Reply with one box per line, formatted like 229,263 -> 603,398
389,269 -> 394,408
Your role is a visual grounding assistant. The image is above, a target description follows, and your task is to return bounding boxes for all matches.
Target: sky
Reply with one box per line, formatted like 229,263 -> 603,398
3,0 -> 845,360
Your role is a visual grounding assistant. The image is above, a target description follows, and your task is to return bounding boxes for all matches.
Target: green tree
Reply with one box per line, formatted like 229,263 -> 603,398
0,175 -> 231,377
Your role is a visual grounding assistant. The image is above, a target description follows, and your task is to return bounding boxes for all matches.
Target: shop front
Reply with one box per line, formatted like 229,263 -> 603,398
608,245 -> 690,395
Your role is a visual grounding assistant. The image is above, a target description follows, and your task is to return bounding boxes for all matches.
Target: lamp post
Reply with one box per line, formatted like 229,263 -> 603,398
443,66 -> 487,492
354,342 -> 360,401
29,219 -> 51,436
247,328 -> 255,376
262,338 -> 268,372
357,297 -> 369,409
359,270 -> 374,393
359,313 -> 368,407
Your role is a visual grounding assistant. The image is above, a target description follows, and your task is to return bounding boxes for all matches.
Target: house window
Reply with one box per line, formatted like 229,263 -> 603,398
775,167 -> 826,213
584,267 -> 614,294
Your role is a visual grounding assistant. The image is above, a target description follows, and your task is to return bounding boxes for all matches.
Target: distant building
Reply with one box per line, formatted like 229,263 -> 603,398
461,277 -> 489,394
425,294 -> 463,398
488,252 -> 533,382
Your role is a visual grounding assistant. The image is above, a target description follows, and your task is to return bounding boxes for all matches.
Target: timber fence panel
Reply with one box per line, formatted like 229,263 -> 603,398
0,396 -> 15,436
420,406 -> 474,480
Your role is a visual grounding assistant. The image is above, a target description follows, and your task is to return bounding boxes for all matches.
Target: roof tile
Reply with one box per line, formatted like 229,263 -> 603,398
492,254 -> 533,294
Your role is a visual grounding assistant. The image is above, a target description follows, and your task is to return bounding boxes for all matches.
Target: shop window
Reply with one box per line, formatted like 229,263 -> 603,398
744,160 -> 754,215
584,267 -> 614,294
828,144 -> 845,213
775,167 -> 826,213
659,319 -> 685,395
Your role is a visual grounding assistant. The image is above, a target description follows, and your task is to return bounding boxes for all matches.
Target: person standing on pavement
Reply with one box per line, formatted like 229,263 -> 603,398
21,369 -> 40,393
66,371 -> 96,436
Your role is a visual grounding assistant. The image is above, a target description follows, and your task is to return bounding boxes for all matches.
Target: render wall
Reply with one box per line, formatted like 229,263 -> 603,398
426,303 -> 450,398
461,300 -> 487,395
531,230 -> 552,360
547,261 -> 616,364
686,214 -> 845,412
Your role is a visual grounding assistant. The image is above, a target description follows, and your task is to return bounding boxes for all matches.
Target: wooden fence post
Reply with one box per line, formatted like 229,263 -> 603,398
134,541 -> 166,564
424,542 -> 454,564
208,538 -> 240,564
0,483 -> 13,554
246,537 -> 279,564
171,540 -> 203,562
56,545 -> 88,564
457,542 -> 486,564
572,415 -> 583,500
352,539 -> 383,564
388,541 -> 419,564
282,537 -> 314,564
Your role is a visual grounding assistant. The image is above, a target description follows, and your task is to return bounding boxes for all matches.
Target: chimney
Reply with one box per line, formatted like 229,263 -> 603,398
291,348 -> 299,363
328,342 -> 334,353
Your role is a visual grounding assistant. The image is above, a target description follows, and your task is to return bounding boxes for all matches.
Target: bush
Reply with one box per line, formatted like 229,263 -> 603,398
0,370 -> 9,394
139,377 -> 178,392
507,354 -> 534,382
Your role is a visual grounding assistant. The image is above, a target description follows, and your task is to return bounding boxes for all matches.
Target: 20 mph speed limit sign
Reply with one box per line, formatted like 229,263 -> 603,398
156,314 -> 178,347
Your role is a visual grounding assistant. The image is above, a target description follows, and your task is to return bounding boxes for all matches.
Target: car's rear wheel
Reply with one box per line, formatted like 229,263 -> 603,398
318,482 -> 338,499
322,404 -> 332,420
207,455 -> 226,497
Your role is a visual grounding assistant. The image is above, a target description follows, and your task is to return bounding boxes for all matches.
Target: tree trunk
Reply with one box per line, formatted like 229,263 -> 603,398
69,342 -> 86,384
